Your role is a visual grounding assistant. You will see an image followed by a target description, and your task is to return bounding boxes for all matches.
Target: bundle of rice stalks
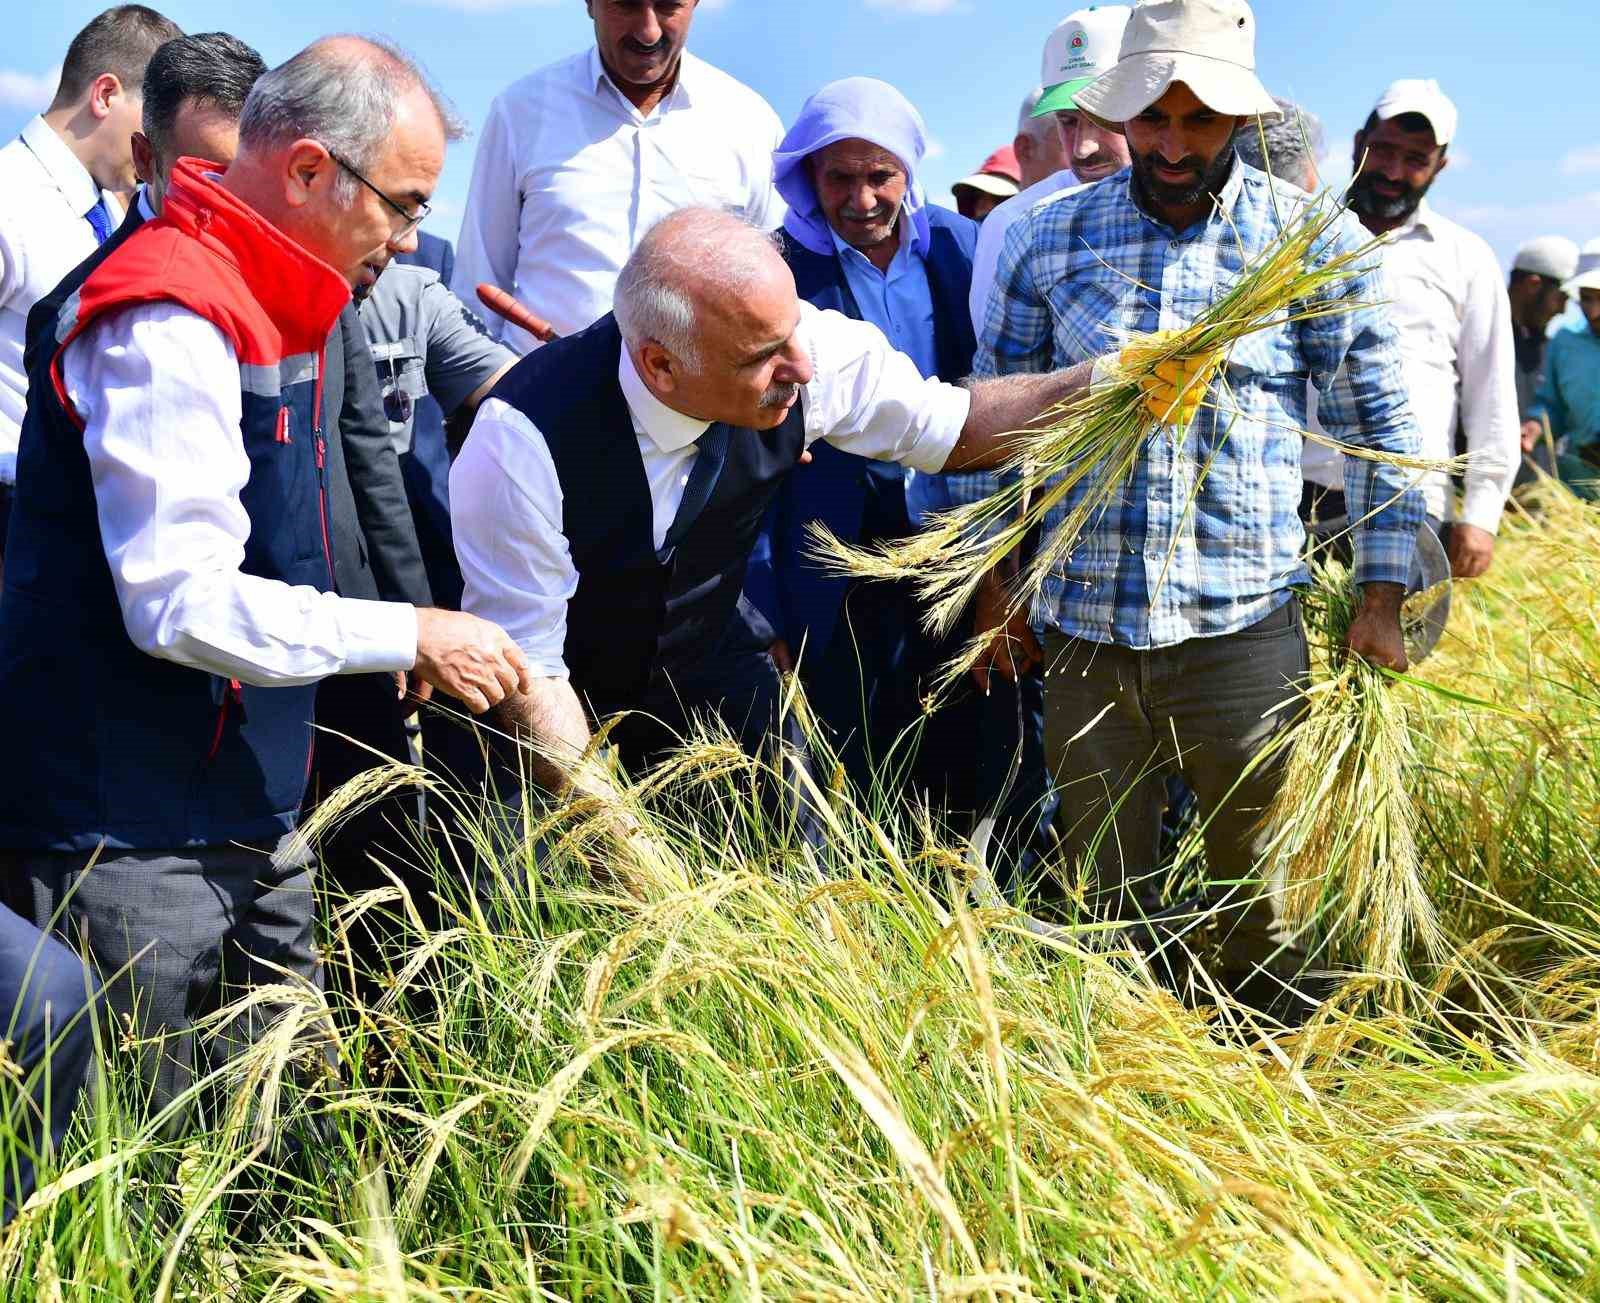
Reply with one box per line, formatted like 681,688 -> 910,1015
1254,561 -> 1446,988
811,189 -> 1449,690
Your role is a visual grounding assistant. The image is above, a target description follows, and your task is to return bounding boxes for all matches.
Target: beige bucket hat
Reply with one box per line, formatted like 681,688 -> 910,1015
1074,0 -> 1281,132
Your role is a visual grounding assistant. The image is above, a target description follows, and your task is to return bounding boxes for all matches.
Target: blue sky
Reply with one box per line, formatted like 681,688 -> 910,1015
8,0 -> 1599,267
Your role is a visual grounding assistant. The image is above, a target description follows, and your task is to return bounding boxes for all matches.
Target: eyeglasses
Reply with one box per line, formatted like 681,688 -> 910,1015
325,146 -> 430,241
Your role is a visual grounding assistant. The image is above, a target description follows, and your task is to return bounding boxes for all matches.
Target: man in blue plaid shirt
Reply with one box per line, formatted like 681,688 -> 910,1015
976,0 -> 1424,1020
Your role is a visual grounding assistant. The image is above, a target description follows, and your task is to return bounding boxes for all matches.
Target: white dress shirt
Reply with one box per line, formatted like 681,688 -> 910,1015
61,302 -> 418,685
1315,203 -> 1519,531
451,303 -> 971,677
0,115 -> 124,482
450,47 -> 785,352
969,168 -> 1084,340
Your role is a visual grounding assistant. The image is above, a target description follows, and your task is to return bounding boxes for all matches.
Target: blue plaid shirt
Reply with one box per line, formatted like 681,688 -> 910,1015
974,160 -> 1424,650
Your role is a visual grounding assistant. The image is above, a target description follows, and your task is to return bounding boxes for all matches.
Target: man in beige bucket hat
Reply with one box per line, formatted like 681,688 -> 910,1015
974,0 -> 1427,1024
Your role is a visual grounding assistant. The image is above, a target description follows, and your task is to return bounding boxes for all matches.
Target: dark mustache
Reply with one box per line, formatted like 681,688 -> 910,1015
1150,155 -> 1205,176
621,37 -> 669,55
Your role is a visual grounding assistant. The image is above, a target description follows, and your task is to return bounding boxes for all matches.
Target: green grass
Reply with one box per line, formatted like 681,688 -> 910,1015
3,488 -> 1599,1300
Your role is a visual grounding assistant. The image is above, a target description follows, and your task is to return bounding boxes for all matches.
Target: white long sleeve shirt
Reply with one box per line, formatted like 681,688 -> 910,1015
451,303 -> 971,677
1371,203 -> 1520,531
0,115 -> 124,482
450,47 -> 785,352
969,168 -> 1084,340
61,302 -> 418,685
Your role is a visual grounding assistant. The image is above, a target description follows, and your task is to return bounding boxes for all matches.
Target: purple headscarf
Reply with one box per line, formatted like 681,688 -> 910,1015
773,77 -> 931,258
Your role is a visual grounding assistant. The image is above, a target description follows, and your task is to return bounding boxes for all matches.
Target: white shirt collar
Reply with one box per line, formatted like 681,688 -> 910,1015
617,340 -> 711,452
587,45 -> 697,117
19,115 -> 100,216
1391,199 -> 1440,240
135,186 -> 157,223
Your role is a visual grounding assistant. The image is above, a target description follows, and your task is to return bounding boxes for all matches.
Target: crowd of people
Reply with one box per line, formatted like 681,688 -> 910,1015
0,0 -> 1596,1221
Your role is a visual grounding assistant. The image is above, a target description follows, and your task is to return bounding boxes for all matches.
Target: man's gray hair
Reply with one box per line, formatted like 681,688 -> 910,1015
614,208 -> 784,371
1017,87 -> 1055,140
238,35 -> 464,205
1235,97 -> 1325,190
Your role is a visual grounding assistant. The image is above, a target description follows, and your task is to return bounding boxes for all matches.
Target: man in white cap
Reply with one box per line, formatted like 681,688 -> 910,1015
1526,240 -> 1600,498
978,0 -> 1425,1021
969,5 -> 1133,334
1507,236 -> 1580,479
1347,79 -> 1519,579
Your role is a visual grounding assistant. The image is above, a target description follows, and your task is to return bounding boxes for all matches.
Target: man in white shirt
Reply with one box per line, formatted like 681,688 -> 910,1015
451,207 -> 1098,843
1350,79 -> 1519,579
0,38 -> 530,1110
451,0 -> 785,352
0,4 -> 181,553
969,6 -> 1132,337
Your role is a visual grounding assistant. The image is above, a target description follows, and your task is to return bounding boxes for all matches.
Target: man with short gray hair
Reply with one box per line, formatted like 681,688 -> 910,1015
451,206 -> 1098,811
0,36 -> 531,1108
1013,87 -> 1070,190
1233,97 -> 1323,191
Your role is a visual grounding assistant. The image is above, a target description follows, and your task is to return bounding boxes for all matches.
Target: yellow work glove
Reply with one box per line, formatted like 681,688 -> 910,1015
1120,333 -> 1225,427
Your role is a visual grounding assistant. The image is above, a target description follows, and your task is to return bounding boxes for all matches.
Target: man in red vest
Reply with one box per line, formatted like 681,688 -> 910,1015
0,36 -> 530,1108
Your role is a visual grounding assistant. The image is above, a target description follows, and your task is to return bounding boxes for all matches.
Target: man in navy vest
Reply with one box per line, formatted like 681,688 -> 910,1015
0,39 -> 530,1109
744,78 -> 1050,878
450,206 -> 1099,860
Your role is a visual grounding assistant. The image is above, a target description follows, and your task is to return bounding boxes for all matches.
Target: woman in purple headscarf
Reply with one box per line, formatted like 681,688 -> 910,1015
771,76 -> 933,262
750,77 -> 1050,887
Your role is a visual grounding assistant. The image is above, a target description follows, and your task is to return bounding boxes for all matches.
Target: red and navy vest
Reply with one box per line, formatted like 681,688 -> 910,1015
485,314 -> 805,734
0,159 -> 351,851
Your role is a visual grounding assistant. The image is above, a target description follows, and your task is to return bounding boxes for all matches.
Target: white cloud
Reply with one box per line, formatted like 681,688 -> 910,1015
0,65 -> 60,112
1562,145 -> 1600,177
1433,190 -> 1600,268
924,136 -> 946,161
864,0 -> 968,13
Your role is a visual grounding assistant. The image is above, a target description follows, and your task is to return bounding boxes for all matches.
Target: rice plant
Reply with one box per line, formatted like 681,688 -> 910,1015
2,490 -> 1598,1300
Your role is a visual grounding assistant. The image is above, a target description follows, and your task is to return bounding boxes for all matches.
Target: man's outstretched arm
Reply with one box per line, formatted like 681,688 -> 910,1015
942,362 -> 1098,471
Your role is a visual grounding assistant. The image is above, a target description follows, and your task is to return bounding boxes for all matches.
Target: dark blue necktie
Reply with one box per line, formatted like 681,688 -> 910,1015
657,424 -> 730,563
83,199 -> 113,246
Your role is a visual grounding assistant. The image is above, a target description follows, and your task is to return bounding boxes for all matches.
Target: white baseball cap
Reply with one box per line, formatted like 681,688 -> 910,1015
1370,78 -> 1458,148
1565,239 -> 1600,294
1033,6 -> 1133,118
1073,0 -> 1281,132
1512,236 -> 1580,282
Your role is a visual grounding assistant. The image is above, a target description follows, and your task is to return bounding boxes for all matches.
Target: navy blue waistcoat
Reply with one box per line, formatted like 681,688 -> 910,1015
485,314 -> 804,719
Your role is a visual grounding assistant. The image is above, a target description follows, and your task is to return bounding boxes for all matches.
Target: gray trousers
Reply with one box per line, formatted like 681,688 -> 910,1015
1042,596 -> 1309,983
2,833 -> 319,1114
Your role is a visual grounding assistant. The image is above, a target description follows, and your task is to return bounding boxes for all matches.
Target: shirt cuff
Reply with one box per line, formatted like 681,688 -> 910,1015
913,384 -> 972,474
1351,527 -> 1417,591
338,599 -> 419,673
514,637 -> 570,680
1459,476 -> 1508,534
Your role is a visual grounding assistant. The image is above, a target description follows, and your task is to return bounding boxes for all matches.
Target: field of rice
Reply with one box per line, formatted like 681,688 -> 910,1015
2,486 -> 1597,1301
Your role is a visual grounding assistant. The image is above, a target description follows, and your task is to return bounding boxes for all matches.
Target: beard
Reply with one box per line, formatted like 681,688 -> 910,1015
1349,169 -> 1433,224
1130,145 -> 1236,212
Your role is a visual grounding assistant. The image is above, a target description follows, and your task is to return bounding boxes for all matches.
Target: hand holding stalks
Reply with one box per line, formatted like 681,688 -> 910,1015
1345,582 -> 1408,672
1117,332 -> 1226,427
